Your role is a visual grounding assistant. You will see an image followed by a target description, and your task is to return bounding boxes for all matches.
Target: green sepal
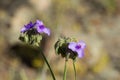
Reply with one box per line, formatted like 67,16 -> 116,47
19,29 -> 42,47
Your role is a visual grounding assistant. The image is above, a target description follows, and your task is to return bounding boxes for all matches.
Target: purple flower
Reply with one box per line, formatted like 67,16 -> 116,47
68,41 -> 86,58
21,22 -> 35,33
36,20 -> 50,36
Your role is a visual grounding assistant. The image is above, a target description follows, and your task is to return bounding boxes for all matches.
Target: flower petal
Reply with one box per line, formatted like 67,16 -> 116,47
43,27 -> 50,36
20,27 -> 27,33
68,42 -> 77,51
36,26 -> 44,33
77,50 -> 84,58
20,21 -> 35,33
36,20 -> 44,26
78,41 -> 86,49
28,22 -> 34,28
35,20 -> 50,36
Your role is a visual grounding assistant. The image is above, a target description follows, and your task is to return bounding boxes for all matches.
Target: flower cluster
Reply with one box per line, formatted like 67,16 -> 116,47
20,20 -> 50,36
19,20 -> 50,46
54,37 -> 86,60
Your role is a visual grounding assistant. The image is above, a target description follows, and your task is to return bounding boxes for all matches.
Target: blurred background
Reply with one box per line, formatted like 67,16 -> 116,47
0,0 -> 120,80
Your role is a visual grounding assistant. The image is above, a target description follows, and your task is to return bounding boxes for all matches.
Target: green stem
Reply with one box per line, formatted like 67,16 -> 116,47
39,48 -> 56,80
63,60 -> 67,80
63,53 -> 70,80
73,61 -> 76,80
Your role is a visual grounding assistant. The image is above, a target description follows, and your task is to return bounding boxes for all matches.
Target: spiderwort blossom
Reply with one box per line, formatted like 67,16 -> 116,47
36,20 -> 50,36
68,41 -> 86,58
20,21 -> 35,33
